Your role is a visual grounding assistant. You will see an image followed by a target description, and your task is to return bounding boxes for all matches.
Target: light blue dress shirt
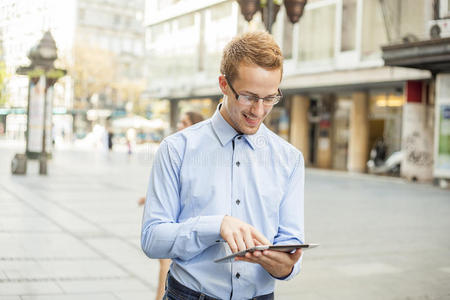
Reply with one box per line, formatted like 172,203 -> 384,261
141,105 -> 305,300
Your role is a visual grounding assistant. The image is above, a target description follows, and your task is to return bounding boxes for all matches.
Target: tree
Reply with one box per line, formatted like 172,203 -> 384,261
68,44 -> 118,108
67,43 -> 145,113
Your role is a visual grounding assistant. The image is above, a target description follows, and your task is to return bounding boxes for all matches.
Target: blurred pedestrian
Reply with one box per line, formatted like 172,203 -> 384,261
107,130 -> 113,151
177,111 -> 204,131
138,111 -> 203,300
141,31 -> 305,300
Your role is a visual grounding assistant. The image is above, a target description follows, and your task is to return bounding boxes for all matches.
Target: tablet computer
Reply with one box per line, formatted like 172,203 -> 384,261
214,243 -> 319,263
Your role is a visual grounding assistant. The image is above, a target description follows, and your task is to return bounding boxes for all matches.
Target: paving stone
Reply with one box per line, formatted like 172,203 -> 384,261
21,293 -> 118,300
57,279 -> 150,294
0,282 -> 62,295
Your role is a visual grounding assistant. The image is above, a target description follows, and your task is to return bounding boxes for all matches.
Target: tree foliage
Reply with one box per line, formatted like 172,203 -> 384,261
70,44 -> 117,104
66,43 -> 145,112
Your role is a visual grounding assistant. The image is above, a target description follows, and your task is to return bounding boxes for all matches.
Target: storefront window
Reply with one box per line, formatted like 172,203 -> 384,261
341,0 -> 357,52
332,98 -> 351,170
369,90 -> 404,155
297,4 -> 336,62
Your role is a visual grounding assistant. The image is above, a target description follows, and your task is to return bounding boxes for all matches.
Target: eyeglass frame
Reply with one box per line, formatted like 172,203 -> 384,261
225,76 -> 283,106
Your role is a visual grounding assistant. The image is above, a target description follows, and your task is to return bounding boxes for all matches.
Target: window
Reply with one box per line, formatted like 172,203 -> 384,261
362,0 -> 426,58
361,0 -> 387,57
282,13 -> 294,59
114,14 -> 121,26
178,14 -> 194,29
341,0 -> 356,52
298,4 -> 336,62
210,2 -> 232,20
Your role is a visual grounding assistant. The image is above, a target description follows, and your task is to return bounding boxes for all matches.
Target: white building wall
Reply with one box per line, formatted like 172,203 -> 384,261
143,0 -> 433,100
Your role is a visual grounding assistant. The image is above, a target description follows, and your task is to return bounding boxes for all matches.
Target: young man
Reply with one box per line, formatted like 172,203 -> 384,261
141,31 -> 304,300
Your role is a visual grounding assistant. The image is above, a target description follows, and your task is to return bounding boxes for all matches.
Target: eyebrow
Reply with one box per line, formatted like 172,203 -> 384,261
241,90 -> 278,97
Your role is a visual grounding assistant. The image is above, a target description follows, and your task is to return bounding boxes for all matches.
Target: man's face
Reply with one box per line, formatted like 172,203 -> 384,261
219,63 -> 281,135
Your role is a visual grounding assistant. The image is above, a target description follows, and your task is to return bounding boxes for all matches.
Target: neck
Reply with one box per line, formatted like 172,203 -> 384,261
219,102 -> 242,134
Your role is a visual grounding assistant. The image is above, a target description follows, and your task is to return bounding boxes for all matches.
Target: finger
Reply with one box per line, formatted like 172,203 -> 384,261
290,249 -> 302,262
250,228 -> 270,245
223,233 -> 238,253
233,231 -> 247,252
261,250 -> 290,264
254,239 -> 263,246
243,228 -> 255,250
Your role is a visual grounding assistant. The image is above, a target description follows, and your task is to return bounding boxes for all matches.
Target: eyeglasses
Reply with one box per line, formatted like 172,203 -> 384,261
225,77 -> 282,106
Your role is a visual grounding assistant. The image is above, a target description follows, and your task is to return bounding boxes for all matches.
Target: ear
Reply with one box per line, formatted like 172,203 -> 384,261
218,75 -> 228,95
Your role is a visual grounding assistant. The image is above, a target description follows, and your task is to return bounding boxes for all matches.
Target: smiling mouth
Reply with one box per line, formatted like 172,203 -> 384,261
243,113 -> 259,126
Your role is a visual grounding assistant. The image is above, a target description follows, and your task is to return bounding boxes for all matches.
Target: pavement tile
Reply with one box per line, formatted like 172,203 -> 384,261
37,260 -> 128,279
334,262 -> 402,276
20,293 -> 119,300
121,260 -> 159,288
0,282 -> 62,295
0,202 -> 39,218
0,217 -> 61,233
84,238 -> 148,264
57,279 -> 150,293
98,222 -> 141,239
0,233 -> 99,259
0,261 -> 47,281
113,291 -> 156,300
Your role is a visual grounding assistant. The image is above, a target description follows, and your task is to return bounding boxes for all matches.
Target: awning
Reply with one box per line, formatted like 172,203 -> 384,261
382,37 -> 450,73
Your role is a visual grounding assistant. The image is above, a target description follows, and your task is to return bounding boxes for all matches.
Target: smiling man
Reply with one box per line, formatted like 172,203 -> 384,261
141,31 -> 305,300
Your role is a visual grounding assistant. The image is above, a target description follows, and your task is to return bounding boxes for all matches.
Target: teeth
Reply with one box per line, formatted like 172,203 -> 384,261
244,113 -> 257,120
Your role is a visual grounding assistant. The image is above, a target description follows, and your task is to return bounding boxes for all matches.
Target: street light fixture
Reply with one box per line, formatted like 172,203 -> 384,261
237,0 -> 307,33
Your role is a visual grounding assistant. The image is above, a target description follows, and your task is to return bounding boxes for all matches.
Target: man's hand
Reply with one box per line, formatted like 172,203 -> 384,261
220,216 -> 270,253
235,248 -> 302,278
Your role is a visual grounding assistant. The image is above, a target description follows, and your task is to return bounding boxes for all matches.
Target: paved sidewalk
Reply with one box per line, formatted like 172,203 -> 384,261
0,141 -> 449,299
0,143 -> 158,300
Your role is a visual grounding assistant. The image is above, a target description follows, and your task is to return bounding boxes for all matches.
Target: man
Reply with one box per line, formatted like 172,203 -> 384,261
141,31 -> 304,300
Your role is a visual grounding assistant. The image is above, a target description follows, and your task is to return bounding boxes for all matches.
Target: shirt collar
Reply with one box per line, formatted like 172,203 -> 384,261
211,103 -> 267,150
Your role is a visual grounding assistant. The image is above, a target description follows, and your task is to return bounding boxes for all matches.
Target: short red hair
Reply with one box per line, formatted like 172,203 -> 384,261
220,31 -> 283,83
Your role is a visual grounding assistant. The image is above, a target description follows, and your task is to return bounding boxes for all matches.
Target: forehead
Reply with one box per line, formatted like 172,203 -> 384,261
233,63 -> 281,94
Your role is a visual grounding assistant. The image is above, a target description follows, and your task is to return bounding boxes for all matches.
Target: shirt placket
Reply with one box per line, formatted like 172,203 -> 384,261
230,134 -> 244,299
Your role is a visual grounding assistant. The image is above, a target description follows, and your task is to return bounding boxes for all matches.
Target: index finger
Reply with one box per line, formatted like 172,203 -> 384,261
250,227 -> 270,245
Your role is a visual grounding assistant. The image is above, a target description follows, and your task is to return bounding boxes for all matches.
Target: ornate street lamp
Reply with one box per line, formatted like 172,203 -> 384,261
237,0 -> 307,33
14,31 -> 66,175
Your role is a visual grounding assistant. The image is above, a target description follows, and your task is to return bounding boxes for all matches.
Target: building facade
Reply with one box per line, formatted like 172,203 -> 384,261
0,0 -> 146,140
144,0 -> 441,178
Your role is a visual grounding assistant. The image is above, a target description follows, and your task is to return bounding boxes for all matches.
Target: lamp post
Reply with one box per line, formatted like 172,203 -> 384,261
15,31 -> 66,175
237,0 -> 307,33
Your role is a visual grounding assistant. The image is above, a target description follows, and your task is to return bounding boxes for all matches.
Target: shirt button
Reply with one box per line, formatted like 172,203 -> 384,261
236,161 -> 240,167
236,199 -> 240,205
236,272 -> 240,279
237,136 -> 242,140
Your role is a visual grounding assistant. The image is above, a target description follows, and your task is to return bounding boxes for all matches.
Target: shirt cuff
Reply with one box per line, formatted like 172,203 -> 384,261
195,215 -> 225,245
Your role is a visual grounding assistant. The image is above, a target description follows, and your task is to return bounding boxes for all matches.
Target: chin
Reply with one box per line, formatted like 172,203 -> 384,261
239,124 -> 260,135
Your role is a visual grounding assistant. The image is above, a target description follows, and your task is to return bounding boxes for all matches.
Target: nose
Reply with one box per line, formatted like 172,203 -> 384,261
250,99 -> 265,117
